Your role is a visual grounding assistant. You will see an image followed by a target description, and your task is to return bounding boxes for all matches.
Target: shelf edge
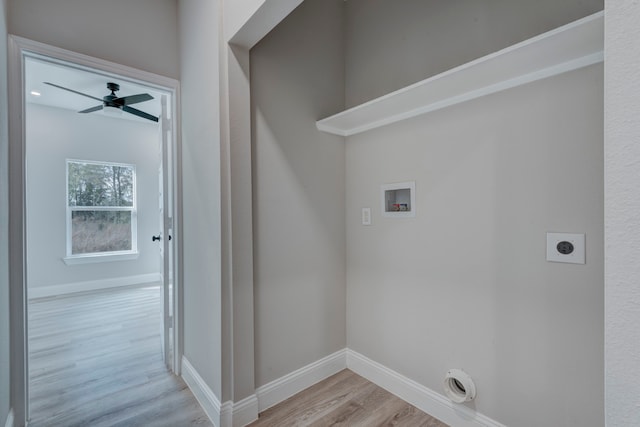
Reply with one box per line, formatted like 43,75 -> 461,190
316,11 -> 604,137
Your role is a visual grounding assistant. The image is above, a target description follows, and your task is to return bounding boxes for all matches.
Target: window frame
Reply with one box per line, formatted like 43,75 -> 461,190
64,159 -> 139,264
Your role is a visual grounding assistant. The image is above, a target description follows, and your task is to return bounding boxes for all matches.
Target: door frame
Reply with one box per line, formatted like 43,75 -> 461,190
7,35 -> 183,426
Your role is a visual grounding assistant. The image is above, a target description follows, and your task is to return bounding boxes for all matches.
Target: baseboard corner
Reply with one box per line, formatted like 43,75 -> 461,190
256,348 -> 347,413
221,394 -> 259,427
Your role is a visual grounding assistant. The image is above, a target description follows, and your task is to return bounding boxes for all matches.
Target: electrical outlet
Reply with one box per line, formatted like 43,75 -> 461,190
546,232 -> 585,264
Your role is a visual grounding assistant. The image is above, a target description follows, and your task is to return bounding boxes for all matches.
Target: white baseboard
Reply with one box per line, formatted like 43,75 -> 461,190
346,349 -> 506,427
182,348 -> 504,427
256,349 -> 347,413
182,356 -> 258,427
28,273 -> 162,299
221,394 -> 259,427
181,356 -> 221,427
220,402 -> 233,427
4,408 -> 13,427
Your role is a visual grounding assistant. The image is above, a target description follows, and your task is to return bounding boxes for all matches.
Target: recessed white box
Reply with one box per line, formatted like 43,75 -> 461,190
546,232 -> 585,264
381,181 -> 416,218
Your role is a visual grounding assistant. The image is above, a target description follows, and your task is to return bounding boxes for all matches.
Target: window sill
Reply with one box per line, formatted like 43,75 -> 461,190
63,251 -> 139,265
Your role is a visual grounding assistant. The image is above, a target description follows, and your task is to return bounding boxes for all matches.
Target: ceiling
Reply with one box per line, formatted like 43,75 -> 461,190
25,56 -> 164,122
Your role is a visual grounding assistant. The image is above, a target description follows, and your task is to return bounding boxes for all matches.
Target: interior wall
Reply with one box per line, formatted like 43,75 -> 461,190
250,0 -> 346,388
346,66 -> 603,427
604,0 -> 640,425
178,0 -> 222,399
344,0 -> 604,108
25,104 -> 160,291
344,3 -> 604,425
223,0 -> 265,42
7,0 -> 179,79
0,0 -> 11,422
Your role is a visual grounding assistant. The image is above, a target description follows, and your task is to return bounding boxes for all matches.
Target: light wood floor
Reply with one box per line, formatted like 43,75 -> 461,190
28,285 -> 212,427
29,286 -> 447,427
248,369 -> 448,427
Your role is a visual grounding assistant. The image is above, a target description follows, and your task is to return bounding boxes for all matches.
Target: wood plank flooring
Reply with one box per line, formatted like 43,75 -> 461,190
248,369 -> 448,427
28,285 -> 212,427
28,286 -> 447,426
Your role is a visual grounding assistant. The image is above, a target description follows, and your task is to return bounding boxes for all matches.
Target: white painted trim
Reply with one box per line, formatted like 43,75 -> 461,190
316,11 -> 604,137
231,395 -> 259,427
10,36 -> 178,91
244,348 -> 506,426
220,401 -> 233,427
65,159 -> 138,260
62,251 -> 139,265
256,349 -> 347,413
220,394 -> 259,427
3,409 -> 14,427
346,349 -> 506,427
27,273 -> 161,299
181,356 -> 221,427
9,35 -> 183,423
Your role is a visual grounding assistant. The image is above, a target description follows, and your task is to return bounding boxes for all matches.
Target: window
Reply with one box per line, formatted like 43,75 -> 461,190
65,160 -> 137,262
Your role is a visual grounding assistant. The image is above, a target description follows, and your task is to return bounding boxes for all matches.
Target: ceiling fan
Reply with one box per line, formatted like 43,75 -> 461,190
44,81 -> 159,122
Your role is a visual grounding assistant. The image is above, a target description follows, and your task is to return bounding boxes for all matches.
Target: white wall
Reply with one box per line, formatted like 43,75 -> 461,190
344,1 -> 604,426
0,0 -> 11,423
250,0 -> 346,388
178,0 -> 222,399
345,0 -> 604,108
25,104 -> 160,291
7,0 -> 179,79
604,1 -> 640,425
346,66 -> 604,427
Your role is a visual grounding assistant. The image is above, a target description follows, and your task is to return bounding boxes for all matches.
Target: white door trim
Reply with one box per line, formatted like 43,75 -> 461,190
7,35 -> 183,426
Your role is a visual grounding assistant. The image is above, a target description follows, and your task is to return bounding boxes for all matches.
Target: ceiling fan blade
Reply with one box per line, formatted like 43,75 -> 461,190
44,82 -> 103,102
78,105 -> 104,114
113,93 -> 153,106
123,105 -> 159,122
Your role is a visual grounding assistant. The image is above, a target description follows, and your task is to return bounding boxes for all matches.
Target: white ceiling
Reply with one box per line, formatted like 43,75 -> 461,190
25,56 -> 164,122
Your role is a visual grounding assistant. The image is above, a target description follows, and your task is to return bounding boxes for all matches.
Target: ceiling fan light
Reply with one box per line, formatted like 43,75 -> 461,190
103,105 -> 122,116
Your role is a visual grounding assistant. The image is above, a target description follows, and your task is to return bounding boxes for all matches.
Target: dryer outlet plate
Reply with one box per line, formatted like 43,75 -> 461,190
546,232 -> 585,264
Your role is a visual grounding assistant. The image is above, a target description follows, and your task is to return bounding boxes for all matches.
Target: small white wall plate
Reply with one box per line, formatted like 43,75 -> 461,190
362,207 -> 372,225
546,232 -> 585,264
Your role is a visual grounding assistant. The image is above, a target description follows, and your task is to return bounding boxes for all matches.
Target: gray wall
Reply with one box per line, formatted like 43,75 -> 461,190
345,0 -> 604,108
604,0 -> 640,424
344,2 -> 603,425
0,0 -> 11,423
178,0 -> 222,398
250,0 -> 346,387
25,104 -> 161,291
7,0 -> 179,79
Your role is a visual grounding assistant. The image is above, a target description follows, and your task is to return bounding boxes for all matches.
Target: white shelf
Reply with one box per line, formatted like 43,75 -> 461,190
316,11 -> 604,137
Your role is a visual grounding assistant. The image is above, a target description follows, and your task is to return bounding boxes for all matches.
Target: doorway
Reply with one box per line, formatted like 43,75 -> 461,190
8,36 -> 181,425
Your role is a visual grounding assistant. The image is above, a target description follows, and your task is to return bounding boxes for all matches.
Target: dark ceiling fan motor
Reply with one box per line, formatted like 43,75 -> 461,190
43,81 -> 159,122
103,82 -> 121,107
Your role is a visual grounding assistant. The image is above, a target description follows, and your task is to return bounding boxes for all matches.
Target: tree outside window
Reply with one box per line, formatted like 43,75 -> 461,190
67,160 -> 137,256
